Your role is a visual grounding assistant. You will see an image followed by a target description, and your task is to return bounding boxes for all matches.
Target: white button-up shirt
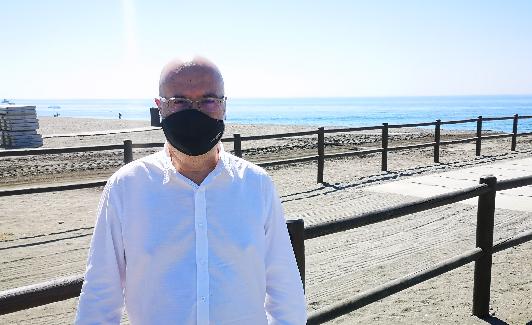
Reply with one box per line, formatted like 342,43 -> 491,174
75,144 -> 306,325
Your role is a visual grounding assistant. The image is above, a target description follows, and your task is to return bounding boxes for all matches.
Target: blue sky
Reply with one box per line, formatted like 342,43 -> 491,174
1,0 -> 531,99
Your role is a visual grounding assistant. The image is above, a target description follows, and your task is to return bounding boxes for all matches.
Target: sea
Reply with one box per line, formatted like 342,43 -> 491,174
10,95 -> 532,133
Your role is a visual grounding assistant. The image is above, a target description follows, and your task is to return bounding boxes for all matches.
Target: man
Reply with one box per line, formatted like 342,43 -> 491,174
75,57 -> 306,324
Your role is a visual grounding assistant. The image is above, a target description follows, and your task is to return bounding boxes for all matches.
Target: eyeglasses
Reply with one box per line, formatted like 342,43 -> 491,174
159,96 -> 226,120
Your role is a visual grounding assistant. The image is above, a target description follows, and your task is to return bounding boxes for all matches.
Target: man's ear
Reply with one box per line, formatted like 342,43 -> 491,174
154,98 -> 163,115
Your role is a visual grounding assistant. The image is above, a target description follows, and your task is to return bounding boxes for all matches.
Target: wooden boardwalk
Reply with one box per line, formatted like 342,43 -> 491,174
365,157 -> 532,212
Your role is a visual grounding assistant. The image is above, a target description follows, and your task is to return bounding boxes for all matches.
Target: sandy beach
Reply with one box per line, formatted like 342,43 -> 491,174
1,117 -> 531,324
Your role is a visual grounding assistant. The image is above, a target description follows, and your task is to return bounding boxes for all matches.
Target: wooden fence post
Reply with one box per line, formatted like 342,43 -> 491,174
123,140 -> 133,164
472,175 -> 497,317
476,116 -> 482,156
381,123 -> 388,171
434,119 -> 441,163
234,134 -> 242,158
511,114 -> 518,151
286,219 -> 305,291
317,127 -> 325,183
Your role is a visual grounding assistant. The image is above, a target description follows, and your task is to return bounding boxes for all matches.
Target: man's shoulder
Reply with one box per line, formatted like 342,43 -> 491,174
222,151 -> 270,180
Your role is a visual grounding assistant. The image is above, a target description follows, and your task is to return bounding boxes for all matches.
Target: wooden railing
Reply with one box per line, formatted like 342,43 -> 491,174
290,174 -> 532,324
1,174 -> 531,323
0,114 -> 530,197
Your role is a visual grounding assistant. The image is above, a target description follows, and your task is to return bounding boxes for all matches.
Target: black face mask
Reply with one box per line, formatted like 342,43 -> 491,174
161,109 -> 225,156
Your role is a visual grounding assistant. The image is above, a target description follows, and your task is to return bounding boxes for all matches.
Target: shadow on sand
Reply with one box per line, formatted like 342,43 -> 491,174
478,316 -> 509,325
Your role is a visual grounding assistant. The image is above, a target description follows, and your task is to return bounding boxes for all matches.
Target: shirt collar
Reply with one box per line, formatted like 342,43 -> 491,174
161,142 -> 234,185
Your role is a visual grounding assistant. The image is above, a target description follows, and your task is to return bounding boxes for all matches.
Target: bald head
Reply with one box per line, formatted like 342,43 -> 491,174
158,57 -> 224,99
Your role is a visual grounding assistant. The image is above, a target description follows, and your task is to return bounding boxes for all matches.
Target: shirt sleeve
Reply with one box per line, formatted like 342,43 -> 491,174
75,180 -> 126,325
263,176 -> 307,325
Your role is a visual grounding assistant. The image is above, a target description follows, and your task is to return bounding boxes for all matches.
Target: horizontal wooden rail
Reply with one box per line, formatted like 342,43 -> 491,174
323,148 -> 383,159
440,118 -> 478,125
0,144 -> 124,157
482,116 -> 515,122
0,180 -> 107,197
495,174 -> 532,191
0,275 -> 83,315
304,183 -> 489,240
438,132 -> 528,145
131,142 -> 164,149
257,155 -> 318,167
307,247 -> 484,324
221,137 -> 234,143
42,127 -> 161,139
493,230 -> 532,253
240,130 -> 317,141
388,142 -> 434,152
388,121 -> 436,128
324,125 -> 382,133
439,137 -> 478,146
480,133 -> 513,140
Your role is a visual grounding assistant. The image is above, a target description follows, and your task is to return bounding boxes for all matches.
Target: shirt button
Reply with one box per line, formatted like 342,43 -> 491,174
198,222 -> 204,227
201,296 -> 206,302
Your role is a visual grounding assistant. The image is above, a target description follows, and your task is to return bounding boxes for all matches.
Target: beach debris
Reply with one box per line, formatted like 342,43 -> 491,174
0,105 -> 43,148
